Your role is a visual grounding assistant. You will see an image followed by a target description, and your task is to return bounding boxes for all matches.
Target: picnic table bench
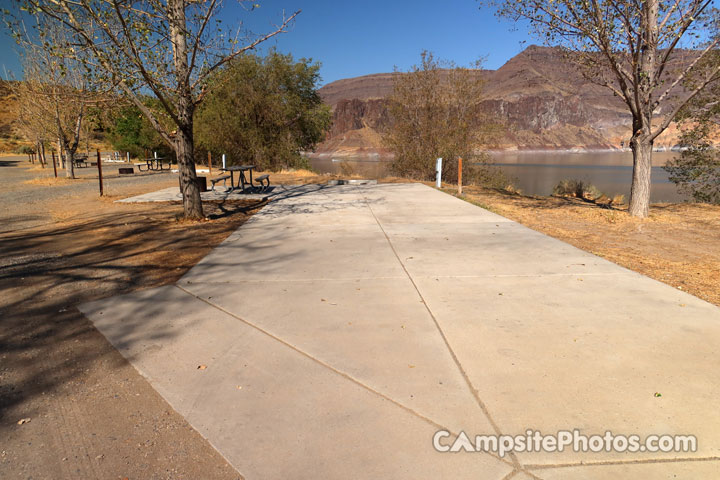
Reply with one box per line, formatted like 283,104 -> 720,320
254,174 -> 271,192
210,175 -> 231,191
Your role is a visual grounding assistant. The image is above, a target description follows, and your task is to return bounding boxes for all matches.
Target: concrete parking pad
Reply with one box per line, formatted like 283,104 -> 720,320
81,182 -> 720,478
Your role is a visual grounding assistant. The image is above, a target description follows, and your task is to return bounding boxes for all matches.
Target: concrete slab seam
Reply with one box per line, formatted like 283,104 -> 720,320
359,186 -> 523,471
172,284 -> 518,470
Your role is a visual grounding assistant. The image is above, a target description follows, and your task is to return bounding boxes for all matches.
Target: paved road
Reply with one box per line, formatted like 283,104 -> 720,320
80,183 -> 720,479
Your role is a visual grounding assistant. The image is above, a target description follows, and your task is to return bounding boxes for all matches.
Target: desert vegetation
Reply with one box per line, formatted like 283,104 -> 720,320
382,51 -> 509,189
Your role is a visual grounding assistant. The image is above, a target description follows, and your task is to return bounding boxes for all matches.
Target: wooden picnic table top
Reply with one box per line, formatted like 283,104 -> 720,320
221,165 -> 256,171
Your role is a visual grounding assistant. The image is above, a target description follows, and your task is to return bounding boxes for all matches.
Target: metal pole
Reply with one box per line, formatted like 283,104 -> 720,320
458,157 -> 463,195
96,149 -> 104,196
208,151 -> 212,175
435,158 -> 442,188
222,154 -> 226,170
127,151 -> 130,163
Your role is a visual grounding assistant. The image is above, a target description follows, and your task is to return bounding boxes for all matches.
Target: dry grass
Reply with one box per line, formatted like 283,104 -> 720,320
24,176 -> 79,186
452,185 -> 720,306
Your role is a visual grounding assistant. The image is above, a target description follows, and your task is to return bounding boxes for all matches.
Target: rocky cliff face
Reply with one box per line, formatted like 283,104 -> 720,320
329,99 -> 389,138
314,45 -> 687,156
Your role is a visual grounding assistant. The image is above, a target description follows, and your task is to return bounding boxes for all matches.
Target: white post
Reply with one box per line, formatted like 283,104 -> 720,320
435,157 -> 443,188
126,151 -> 130,163
154,151 -> 157,159
222,154 -> 226,170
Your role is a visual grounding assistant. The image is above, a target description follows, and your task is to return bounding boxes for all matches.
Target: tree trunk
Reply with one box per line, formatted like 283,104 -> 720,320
628,135 -> 653,218
64,144 -> 75,179
170,0 -> 203,220
36,142 -> 45,168
39,141 -> 46,167
175,125 -> 204,219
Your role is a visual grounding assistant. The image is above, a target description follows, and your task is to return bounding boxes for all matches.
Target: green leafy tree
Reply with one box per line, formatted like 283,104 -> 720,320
107,105 -> 171,160
12,1 -> 298,219
383,51 -> 496,182
196,52 -> 331,170
487,0 -> 720,217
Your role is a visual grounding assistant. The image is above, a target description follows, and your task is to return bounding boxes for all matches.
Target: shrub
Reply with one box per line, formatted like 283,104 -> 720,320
553,178 -> 608,201
553,179 -> 586,198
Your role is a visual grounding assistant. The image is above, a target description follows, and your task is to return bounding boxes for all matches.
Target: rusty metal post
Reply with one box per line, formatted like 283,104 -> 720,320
458,157 -> 463,195
51,151 -> 58,178
208,151 -> 212,175
96,149 -> 104,196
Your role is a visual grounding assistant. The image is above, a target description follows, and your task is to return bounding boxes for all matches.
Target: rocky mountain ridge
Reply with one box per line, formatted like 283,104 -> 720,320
314,45 -> 694,157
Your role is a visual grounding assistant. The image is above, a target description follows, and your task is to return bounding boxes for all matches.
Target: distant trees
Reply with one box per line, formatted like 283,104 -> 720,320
11,18 -> 101,178
383,51 -> 497,182
14,0 -> 299,219
107,104 -> 171,161
196,52 -> 331,170
488,0 -> 720,217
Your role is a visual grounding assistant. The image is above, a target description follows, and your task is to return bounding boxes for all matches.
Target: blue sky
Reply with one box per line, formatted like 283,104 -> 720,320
0,0 -> 533,85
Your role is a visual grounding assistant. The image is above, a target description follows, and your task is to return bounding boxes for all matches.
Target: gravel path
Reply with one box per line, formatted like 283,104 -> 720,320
0,155 -> 179,233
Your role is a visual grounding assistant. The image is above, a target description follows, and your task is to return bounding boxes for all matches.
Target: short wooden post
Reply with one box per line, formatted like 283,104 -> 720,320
458,157 -> 463,195
208,151 -> 212,175
51,151 -> 58,178
96,149 -> 104,196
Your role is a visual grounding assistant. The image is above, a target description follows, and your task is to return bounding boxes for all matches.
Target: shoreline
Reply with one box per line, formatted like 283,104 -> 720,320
305,146 -> 688,159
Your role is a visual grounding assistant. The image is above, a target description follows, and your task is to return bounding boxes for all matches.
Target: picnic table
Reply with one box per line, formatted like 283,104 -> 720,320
220,165 -> 258,193
73,154 -> 90,168
136,157 -> 171,171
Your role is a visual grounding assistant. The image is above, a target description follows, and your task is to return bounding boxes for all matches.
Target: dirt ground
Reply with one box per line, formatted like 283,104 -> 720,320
451,185 -> 720,307
1,158 -> 268,479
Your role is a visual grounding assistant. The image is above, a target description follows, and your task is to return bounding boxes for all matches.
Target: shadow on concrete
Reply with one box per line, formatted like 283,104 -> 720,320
0,182 -> 376,421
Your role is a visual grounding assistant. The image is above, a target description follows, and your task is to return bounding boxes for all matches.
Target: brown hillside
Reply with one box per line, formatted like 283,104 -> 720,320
315,45 -> 701,156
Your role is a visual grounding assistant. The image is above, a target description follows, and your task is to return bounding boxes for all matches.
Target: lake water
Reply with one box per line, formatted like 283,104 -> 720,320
307,151 -> 687,203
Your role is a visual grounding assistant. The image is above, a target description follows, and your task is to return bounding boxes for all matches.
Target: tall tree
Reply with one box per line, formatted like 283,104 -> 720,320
196,51 -> 331,170
488,0 -> 720,217
14,1 -> 298,219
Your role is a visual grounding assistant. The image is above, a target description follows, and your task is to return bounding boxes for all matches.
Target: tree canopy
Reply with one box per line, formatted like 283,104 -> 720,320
195,52 -> 331,171
107,104 -> 171,161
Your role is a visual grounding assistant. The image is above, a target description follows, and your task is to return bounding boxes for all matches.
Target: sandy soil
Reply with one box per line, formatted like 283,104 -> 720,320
451,185 -> 720,307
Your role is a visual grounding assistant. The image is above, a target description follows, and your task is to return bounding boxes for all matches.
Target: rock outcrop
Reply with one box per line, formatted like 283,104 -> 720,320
314,45 -> 692,156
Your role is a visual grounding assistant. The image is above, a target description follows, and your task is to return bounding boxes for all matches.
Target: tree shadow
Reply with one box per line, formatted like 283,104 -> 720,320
0,182 -> 382,420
